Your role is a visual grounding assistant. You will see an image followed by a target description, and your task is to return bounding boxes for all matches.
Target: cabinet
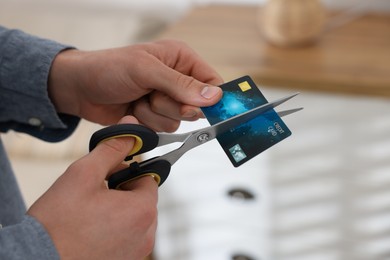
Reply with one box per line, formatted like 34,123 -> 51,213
154,120 -> 271,260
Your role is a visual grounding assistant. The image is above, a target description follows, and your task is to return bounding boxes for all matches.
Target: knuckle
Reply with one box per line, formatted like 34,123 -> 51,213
131,201 -> 157,230
159,39 -> 188,48
66,159 -> 88,176
166,121 -> 181,133
143,234 -> 156,256
157,120 -> 180,133
175,74 -> 196,92
143,205 -> 158,225
64,159 -> 98,185
148,92 -> 165,112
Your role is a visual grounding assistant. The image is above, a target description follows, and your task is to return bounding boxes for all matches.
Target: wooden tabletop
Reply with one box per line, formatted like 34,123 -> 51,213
158,5 -> 390,98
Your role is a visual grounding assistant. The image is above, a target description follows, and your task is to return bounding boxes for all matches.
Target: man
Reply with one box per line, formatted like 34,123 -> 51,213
0,26 -> 223,259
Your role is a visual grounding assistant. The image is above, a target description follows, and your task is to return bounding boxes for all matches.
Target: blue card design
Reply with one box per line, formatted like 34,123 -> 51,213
201,75 -> 292,167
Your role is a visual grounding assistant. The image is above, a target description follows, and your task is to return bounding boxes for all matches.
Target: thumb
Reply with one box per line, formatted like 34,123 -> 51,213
159,70 -> 223,108
86,116 -> 139,180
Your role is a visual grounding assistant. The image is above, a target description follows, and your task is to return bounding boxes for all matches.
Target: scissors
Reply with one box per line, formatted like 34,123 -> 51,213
89,93 -> 302,189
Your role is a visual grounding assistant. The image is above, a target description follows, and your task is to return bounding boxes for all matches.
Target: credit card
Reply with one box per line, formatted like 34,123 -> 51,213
201,75 -> 292,167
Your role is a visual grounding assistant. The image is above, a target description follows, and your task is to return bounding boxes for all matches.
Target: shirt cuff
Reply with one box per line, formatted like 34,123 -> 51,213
0,215 -> 60,260
0,27 -> 80,142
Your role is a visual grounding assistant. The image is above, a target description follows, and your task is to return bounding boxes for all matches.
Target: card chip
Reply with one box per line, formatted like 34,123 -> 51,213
229,144 -> 247,163
238,81 -> 252,92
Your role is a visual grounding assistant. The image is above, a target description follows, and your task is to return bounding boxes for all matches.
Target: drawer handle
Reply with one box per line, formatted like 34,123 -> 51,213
227,188 -> 256,201
232,253 -> 256,260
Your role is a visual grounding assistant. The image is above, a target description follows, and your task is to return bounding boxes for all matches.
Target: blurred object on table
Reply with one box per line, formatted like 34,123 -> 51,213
259,0 -> 326,47
158,5 -> 390,98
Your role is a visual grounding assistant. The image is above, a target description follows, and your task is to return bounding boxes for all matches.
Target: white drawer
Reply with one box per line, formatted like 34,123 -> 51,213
157,140 -> 270,206
155,226 -> 268,260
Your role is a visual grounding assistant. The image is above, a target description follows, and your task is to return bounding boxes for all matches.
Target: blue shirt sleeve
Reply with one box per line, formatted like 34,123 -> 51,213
0,216 -> 60,260
0,25 -> 80,142
0,26 -> 80,259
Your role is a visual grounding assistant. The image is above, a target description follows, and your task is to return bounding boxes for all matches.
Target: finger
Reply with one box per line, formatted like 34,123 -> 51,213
154,40 -> 224,86
149,91 -> 203,121
119,174 -> 159,193
150,66 -> 223,108
134,41 -> 223,108
132,97 -> 180,133
86,116 -> 139,180
120,176 -> 159,209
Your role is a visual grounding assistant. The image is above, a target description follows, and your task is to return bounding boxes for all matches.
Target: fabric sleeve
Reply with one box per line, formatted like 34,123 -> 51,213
0,25 -> 80,142
0,215 -> 60,260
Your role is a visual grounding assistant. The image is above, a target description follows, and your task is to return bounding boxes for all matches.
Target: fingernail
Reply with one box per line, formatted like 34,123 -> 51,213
182,110 -> 197,118
201,86 -> 221,99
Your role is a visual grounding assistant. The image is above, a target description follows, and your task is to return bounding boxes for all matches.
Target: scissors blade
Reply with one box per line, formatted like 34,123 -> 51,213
156,106 -> 302,146
210,92 -> 300,139
277,107 -> 303,117
152,93 -> 300,166
157,93 -> 303,147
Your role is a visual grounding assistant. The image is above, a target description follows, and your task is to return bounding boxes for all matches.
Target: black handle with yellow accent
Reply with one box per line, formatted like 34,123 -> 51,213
108,158 -> 171,189
89,124 -> 159,161
89,124 -> 171,189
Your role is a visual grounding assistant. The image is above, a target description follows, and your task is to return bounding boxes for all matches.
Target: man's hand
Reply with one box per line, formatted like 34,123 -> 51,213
48,40 -> 223,132
27,116 -> 158,260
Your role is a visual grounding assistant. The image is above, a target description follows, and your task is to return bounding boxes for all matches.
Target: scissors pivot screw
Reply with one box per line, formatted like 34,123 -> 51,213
197,133 -> 210,143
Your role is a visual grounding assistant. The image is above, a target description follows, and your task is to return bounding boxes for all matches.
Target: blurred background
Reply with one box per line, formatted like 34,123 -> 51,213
1,0 -> 390,259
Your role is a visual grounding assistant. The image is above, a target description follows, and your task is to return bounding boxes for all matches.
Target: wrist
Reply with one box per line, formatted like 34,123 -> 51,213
48,48 -> 82,116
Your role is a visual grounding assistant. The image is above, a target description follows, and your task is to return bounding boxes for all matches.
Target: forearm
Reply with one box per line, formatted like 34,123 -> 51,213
0,26 -> 79,142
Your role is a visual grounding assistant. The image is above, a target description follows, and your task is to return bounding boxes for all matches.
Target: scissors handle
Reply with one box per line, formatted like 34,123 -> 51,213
89,124 -> 171,189
89,124 -> 159,161
108,158 -> 171,189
